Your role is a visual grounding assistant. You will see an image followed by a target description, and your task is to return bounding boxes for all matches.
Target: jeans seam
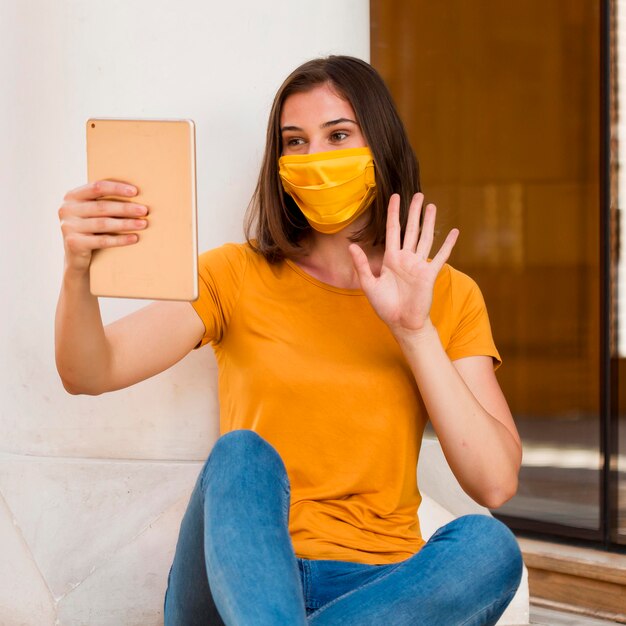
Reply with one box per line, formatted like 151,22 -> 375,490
199,453 -> 216,493
304,560 -> 324,611
281,475 -> 290,517
303,560 -> 312,609
307,559 -> 404,620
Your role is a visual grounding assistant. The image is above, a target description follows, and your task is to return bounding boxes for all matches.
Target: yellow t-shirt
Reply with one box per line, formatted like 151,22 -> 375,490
191,242 -> 501,565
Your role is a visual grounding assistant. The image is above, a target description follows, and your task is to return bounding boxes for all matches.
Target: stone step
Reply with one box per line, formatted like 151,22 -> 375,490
519,538 -> 626,623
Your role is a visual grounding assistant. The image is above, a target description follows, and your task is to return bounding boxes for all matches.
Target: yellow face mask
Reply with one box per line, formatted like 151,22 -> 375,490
278,146 -> 377,234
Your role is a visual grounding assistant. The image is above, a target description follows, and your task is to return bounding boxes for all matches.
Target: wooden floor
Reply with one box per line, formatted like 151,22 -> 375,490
530,604 -> 622,625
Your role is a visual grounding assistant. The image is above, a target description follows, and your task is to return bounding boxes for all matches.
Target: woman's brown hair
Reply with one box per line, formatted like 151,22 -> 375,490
244,55 -> 420,262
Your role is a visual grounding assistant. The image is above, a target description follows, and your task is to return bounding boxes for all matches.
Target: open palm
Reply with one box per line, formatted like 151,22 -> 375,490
349,193 -> 459,337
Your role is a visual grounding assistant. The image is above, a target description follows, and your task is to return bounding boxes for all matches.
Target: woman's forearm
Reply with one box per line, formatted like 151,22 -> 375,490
395,320 -> 521,509
54,267 -> 113,395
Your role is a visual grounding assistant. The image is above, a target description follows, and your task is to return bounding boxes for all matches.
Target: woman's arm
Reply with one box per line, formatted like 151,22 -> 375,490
55,280 -> 204,395
55,180 -> 205,395
350,192 -> 521,508
395,327 -> 521,508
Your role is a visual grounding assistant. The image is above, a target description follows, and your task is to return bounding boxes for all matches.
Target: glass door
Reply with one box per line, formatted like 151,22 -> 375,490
371,0 -> 612,541
616,0 -> 626,546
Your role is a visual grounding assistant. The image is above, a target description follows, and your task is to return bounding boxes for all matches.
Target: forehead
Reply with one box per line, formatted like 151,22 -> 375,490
280,83 -> 356,126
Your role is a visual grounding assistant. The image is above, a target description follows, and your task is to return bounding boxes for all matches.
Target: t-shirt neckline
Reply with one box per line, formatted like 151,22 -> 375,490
284,259 -> 366,296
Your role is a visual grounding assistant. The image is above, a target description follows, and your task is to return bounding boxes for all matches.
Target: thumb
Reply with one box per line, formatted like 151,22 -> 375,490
348,244 -> 375,291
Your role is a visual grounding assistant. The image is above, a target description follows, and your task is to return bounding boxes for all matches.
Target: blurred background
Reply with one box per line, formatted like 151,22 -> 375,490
371,0 -> 626,549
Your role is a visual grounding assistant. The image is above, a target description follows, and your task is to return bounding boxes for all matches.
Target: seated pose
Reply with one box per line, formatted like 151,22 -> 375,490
55,55 -> 523,626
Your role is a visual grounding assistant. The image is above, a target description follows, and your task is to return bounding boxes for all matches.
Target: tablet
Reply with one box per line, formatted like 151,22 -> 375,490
86,118 -> 198,301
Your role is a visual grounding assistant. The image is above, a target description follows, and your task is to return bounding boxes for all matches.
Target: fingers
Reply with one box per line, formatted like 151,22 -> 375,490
64,180 -> 138,202
62,216 -> 148,236
64,232 -> 140,256
59,200 -> 148,221
431,228 -> 460,271
385,194 -> 401,251
402,193 -> 424,252
58,180 -> 144,271
415,203 -> 436,260
348,243 -> 376,291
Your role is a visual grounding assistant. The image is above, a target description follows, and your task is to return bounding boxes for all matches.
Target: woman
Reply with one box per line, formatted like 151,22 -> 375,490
56,56 -> 523,625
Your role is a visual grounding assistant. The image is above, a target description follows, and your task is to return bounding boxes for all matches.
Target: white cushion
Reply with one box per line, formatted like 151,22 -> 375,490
418,438 -> 530,625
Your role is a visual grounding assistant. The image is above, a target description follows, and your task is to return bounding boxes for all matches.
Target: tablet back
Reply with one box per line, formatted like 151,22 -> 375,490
87,118 -> 198,301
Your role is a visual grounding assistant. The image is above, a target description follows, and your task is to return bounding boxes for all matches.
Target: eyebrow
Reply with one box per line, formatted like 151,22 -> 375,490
280,118 -> 359,132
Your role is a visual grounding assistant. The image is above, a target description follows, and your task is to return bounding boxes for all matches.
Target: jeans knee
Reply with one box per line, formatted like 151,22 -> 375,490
475,515 -> 523,587
211,429 -> 278,462
201,429 -> 289,490
446,515 -> 523,590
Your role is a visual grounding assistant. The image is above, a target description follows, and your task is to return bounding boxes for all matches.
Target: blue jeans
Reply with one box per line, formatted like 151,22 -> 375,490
164,430 -> 523,625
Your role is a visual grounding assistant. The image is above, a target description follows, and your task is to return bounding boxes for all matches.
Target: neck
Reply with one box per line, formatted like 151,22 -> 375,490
293,217 -> 383,290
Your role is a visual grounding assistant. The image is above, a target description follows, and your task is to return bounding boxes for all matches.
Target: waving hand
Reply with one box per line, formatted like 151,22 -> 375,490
349,193 -> 459,337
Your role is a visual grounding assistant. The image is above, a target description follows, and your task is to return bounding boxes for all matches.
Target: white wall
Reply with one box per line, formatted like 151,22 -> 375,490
0,1 -> 369,623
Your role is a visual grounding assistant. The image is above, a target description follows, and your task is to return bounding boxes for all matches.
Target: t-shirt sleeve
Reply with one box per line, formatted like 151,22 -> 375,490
190,243 -> 248,348
446,267 -> 502,369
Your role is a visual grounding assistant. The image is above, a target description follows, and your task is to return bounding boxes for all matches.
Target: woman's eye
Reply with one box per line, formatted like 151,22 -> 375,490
286,137 -> 304,146
331,131 -> 348,142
